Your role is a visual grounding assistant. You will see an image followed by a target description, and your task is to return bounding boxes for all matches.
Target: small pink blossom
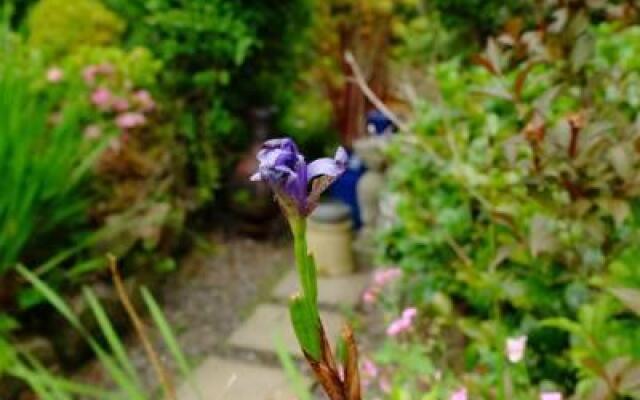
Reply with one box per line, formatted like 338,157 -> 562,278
540,392 -> 562,400
91,87 -> 112,109
112,98 -> 130,112
402,307 -> 417,320
83,124 -> 102,140
373,268 -> 402,286
133,89 -> 155,112
83,65 -> 99,84
362,288 -> 378,305
46,67 -> 64,83
116,112 -> 147,130
363,268 -> 402,306
386,307 -> 418,336
386,318 -> 410,336
506,335 -> 527,363
362,358 -> 378,379
83,63 -> 114,84
450,388 -> 467,400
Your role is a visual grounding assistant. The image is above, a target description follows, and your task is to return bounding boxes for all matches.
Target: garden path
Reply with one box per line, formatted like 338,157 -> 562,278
172,241 -> 370,400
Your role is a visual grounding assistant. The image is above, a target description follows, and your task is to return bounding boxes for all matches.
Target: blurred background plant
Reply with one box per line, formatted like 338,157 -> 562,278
101,0 -> 316,204
0,261 -> 195,400
3,0 -> 640,398
374,1 -> 640,398
0,36 -> 102,310
0,0 -> 316,395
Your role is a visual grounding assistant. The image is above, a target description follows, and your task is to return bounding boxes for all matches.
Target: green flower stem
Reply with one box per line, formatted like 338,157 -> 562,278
290,216 -> 318,314
288,216 -> 322,360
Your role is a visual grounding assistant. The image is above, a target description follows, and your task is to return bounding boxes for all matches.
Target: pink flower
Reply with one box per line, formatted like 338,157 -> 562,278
83,124 -> 102,140
133,89 -> 155,112
402,307 -> 417,320
83,65 -> 99,84
362,358 -> 378,379
386,318 -> 410,336
116,112 -> 147,130
46,67 -> 64,83
83,63 -> 114,84
386,307 -> 418,336
540,392 -> 562,400
363,268 -> 402,306
450,388 -> 467,400
506,336 -> 527,363
373,268 -> 402,286
362,288 -> 378,305
112,98 -> 130,112
91,87 -> 112,109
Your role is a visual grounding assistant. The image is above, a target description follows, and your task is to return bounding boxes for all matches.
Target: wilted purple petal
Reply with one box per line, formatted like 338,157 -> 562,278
307,158 -> 342,180
307,146 -> 348,180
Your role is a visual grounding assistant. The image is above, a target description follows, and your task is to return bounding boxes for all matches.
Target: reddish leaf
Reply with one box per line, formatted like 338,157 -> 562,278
472,54 -> 498,75
342,325 -> 361,400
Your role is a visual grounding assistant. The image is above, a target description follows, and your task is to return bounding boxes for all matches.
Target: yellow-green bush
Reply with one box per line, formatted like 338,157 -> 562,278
28,0 -> 125,59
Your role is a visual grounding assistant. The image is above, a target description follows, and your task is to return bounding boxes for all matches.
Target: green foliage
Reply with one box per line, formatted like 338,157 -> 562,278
281,88 -> 339,158
390,0 -> 470,63
27,0 -> 125,59
1,1 -> 37,29
0,265 -> 197,399
64,46 -> 162,89
0,52 -> 97,275
52,45 -> 192,276
430,0 -> 532,36
380,6 -> 640,398
103,0 -> 313,203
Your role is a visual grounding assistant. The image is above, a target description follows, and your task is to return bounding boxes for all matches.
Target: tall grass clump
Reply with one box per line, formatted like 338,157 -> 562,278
0,44 -> 97,275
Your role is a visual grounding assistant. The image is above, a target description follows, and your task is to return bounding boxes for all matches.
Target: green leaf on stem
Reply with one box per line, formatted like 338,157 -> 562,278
289,294 -> 322,361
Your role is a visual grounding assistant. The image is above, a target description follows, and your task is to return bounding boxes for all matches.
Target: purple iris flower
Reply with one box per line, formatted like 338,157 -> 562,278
251,138 -> 348,216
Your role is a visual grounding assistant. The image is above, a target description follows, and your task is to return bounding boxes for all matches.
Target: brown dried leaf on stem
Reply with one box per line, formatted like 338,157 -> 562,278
107,254 -> 177,400
302,321 -> 362,400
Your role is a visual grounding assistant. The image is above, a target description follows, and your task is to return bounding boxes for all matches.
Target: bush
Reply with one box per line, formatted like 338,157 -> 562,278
44,45 -> 191,274
378,7 -> 640,398
27,0 -> 125,59
104,0 -> 313,203
431,0 -> 533,37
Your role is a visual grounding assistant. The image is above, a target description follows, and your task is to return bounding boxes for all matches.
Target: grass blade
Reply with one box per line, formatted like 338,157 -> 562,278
274,333 -> 312,400
83,287 -> 141,386
141,286 -> 201,400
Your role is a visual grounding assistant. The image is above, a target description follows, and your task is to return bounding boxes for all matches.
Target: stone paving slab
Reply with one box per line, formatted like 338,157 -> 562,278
273,269 -> 370,307
177,356 -> 298,400
228,303 -> 344,356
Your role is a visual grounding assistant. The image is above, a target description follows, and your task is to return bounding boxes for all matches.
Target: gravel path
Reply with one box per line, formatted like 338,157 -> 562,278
78,233 -> 294,393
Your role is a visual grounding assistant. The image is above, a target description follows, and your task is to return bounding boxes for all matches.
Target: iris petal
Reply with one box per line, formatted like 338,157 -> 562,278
250,172 -> 262,182
251,138 -> 346,216
307,147 -> 348,180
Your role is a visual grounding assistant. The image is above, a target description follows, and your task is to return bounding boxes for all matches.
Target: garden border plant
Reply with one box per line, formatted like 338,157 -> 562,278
251,137 -> 362,400
374,2 -> 640,398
